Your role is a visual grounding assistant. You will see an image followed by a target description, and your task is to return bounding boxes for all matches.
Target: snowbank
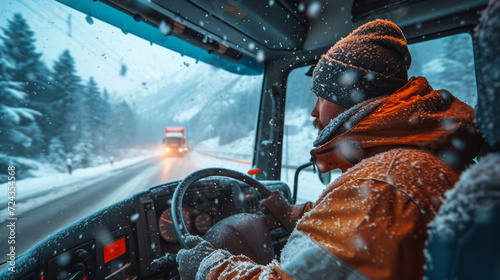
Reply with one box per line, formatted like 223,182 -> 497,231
0,151 -> 158,213
195,135 -> 254,161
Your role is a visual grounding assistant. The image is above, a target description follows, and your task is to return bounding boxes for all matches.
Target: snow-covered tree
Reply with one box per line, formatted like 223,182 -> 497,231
72,131 -> 94,168
0,13 -> 44,98
51,49 -> 82,152
88,83 -> 113,155
0,51 -> 41,156
1,13 -> 46,156
46,137 -> 67,171
108,101 -> 138,154
71,77 -> 106,166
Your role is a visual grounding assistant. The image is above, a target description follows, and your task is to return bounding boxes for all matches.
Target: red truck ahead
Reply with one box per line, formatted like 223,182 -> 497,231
163,126 -> 188,156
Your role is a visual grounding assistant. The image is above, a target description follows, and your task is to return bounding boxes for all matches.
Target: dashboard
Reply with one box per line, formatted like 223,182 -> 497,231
137,178 -> 291,279
156,179 -> 258,243
1,178 -> 291,280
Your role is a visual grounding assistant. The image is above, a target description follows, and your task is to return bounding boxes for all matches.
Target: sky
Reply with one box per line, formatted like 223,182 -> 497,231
0,0 -> 192,101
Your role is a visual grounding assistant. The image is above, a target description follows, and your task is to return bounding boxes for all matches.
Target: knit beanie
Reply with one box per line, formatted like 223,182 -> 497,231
312,19 -> 412,109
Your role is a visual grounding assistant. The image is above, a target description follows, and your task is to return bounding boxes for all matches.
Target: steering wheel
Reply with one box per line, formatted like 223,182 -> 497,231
171,168 -> 272,249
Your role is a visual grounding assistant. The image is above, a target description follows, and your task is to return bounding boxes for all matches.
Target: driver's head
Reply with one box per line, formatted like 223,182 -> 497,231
310,19 -> 411,131
311,97 -> 347,131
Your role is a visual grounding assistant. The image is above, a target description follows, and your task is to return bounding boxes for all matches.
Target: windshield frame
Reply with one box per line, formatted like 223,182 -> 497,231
55,0 -> 264,76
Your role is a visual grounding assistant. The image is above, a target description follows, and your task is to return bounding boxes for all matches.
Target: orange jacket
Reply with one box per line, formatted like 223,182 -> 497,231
203,77 -> 482,280
311,77 -> 480,173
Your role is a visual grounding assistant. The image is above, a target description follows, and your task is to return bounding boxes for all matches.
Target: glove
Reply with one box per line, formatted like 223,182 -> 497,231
259,190 -> 313,232
176,235 -> 215,280
203,213 -> 274,265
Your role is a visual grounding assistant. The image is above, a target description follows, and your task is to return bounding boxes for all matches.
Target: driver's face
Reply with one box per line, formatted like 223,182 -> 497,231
311,96 -> 347,132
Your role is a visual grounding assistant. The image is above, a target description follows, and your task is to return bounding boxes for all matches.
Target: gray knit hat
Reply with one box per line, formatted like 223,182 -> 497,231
312,19 -> 412,109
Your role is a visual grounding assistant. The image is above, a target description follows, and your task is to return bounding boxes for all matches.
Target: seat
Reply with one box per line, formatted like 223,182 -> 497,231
425,154 -> 500,279
424,0 -> 500,279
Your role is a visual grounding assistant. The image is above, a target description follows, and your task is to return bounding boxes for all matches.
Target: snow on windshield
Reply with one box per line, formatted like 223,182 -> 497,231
0,0 -> 262,259
0,0 -> 263,183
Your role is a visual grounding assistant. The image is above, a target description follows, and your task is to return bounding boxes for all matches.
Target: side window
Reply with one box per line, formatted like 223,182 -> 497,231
281,67 -> 324,204
408,33 -> 477,107
282,33 -> 477,203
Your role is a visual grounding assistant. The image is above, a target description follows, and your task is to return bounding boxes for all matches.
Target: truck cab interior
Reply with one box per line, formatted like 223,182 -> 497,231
1,0 -> 498,279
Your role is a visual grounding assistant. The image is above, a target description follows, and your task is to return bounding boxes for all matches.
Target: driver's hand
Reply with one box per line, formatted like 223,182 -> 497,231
259,190 -> 313,232
176,236 -> 215,280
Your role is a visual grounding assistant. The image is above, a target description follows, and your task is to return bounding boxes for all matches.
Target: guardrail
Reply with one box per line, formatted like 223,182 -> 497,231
194,149 -> 332,172
195,150 -> 252,164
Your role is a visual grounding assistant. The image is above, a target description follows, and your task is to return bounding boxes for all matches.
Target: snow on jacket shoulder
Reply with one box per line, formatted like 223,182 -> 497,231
294,148 -> 459,279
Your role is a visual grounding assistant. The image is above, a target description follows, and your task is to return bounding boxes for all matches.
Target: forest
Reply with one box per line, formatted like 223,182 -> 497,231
0,13 -> 140,181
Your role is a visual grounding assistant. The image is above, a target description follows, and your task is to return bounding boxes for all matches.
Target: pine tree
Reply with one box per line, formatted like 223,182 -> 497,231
95,86 -> 114,155
0,51 -> 41,156
85,78 -> 106,130
72,130 -> 94,168
109,101 -> 137,154
46,137 -> 67,172
0,13 -> 46,156
51,50 -> 82,153
73,77 -> 103,166
0,13 -> 43,99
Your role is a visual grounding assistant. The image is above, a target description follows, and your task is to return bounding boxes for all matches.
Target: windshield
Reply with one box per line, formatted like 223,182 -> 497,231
0,0 -> 263,256
165,138 -> 183,145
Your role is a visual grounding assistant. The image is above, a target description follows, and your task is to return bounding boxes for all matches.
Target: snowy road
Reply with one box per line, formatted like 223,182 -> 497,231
0,151 -> 329,265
